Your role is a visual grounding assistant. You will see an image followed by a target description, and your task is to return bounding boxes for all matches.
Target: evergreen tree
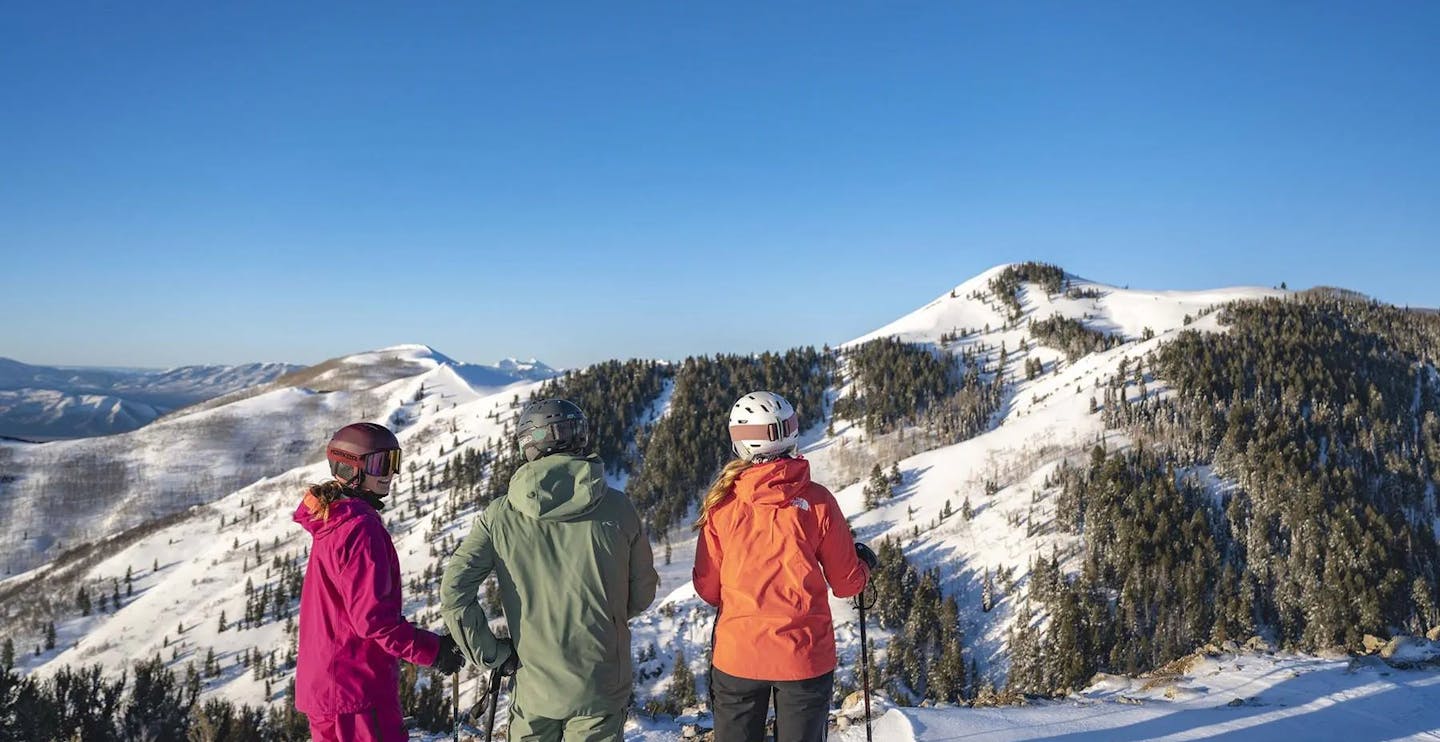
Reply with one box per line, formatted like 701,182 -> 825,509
123,654 -> 190,741
665,648 -> 697,713
927,636 -> 967,704
863,464 -> 890,510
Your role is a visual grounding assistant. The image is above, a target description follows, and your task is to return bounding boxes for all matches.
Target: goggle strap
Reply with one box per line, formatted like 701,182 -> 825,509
730,414 -> 798,443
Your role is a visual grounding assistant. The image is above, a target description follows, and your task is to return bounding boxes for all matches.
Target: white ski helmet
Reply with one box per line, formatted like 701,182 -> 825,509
729,391 -> 800,462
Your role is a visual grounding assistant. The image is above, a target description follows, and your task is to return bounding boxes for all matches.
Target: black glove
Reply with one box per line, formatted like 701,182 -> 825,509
433,634 -> 465,675
855,542 -> 879,570
496,639 -> 520,677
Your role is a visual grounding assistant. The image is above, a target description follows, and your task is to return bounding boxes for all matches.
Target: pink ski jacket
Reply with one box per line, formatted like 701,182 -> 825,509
294,495 -> 439,716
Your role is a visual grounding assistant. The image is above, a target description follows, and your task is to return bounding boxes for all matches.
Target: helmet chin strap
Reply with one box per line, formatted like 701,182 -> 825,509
334,472 -> 388,511
742,448 -> 797,464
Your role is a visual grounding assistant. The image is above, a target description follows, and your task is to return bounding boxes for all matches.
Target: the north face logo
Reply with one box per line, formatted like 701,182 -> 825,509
790,498 -> 811,511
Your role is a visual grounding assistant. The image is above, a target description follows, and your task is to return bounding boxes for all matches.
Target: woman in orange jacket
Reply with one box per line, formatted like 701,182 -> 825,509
692,391 -> 877,742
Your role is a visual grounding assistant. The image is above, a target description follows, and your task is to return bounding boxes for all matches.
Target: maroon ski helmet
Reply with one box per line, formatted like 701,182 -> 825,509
326,422 -> 402,487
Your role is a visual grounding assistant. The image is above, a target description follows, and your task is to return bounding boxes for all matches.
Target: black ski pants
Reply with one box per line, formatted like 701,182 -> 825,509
710,666 -> 833,742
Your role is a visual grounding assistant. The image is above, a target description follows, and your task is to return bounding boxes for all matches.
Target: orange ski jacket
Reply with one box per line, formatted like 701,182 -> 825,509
693,457 -> 870,681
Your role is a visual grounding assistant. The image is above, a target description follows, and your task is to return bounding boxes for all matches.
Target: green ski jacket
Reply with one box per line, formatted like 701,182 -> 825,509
440,453 -> 659,718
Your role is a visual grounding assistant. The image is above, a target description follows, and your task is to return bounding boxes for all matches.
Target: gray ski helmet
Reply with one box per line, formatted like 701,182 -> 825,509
517,399 -> 590,462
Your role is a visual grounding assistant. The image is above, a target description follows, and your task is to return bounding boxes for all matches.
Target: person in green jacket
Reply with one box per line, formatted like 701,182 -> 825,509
441,399 -> 660,742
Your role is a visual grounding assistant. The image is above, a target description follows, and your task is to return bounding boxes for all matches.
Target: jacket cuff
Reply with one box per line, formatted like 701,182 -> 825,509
483,639 -> 514,670
412,629 -> 442,667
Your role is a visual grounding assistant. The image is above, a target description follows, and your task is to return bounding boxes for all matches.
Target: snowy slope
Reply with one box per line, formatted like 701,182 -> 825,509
7,376 -> 542,681
0,357 -> 298,440
818,268 -> 1285,677
0,345 -> 552,575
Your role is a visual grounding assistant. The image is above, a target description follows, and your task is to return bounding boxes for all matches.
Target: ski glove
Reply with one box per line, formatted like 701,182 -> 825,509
855,542 -> 879,570
496,639 -> 521,677
433,634 -> 465,675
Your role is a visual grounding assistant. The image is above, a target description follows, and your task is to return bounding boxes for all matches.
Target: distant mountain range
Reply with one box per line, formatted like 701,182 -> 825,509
0,358 -> 300,441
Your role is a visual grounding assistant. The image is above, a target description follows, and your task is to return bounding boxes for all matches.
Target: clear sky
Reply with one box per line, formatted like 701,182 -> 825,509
3,2 -> 1437,369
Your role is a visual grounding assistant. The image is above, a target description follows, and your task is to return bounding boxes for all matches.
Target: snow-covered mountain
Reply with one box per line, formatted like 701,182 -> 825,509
5,264 -> 1439,741
820,267 -> 1286,669
0,358 -> 299,441
0,345 -> 556,575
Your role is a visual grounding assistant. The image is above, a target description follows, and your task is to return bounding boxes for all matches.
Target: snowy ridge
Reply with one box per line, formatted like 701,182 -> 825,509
848,264 -> 1282,347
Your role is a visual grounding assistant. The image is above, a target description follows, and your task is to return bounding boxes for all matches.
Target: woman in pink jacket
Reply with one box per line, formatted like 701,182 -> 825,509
294,422 -> 464,741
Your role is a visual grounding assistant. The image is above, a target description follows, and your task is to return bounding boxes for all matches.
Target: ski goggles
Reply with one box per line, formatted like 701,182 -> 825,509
729,414 -> 799,443
530,418 -> 588,446
362,448 -> 402,477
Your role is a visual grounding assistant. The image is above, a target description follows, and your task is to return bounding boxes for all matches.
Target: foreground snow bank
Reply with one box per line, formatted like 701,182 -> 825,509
828,649 -> 1440,742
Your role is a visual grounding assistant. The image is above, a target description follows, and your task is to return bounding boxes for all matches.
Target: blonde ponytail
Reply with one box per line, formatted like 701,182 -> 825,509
302,479 -> 348,521
693,459 -> 751,531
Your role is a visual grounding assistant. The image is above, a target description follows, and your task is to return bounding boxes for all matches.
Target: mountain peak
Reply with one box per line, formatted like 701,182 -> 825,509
848,262 -> 1284,347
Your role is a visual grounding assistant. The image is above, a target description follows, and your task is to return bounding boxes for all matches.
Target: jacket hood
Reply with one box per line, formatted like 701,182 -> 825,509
733,456 -> 812,508
507,453 -> 607,521
293,494 -> 375,538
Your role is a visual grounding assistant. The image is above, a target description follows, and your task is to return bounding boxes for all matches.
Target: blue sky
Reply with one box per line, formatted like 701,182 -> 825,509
3,2 -> 1437,368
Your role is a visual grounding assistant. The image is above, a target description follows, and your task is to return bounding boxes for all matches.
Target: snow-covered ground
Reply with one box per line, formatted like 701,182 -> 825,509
826,650 -> 1440,742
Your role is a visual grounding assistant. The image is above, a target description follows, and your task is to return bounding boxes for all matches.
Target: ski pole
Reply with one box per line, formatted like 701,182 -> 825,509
484,667 -> 502,742
856,593 -> 873,742
452,672 -> 461,742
